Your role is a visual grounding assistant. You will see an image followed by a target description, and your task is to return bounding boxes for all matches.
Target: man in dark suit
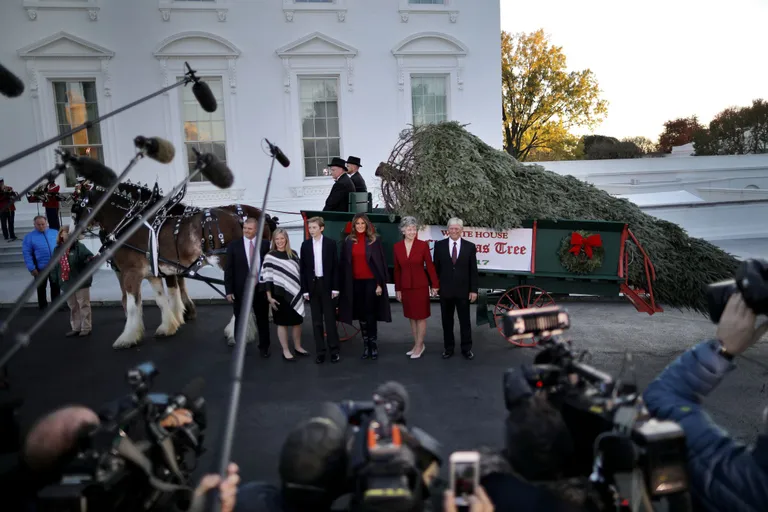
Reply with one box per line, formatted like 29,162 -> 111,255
300,216 -> 341,364
322,157 -> 356,212
345,156 -> 367,193
224,217 -> 272,357
433,217 -> 479,360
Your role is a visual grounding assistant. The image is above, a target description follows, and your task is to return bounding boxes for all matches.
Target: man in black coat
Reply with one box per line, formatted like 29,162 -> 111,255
300,216 -> 341,364
224,217 -> 272,357
433,217 -> 479,360
345,156 -> 367,193
322,157 -> 356,212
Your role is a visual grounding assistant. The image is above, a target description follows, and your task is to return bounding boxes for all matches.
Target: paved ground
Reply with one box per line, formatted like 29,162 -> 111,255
2,301 -> 768,486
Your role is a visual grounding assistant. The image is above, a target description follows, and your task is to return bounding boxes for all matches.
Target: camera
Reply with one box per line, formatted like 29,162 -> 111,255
35,362 -> 206,512
327,382 -> 443,512
502,307 -> 691,511
707,258 -> 768,323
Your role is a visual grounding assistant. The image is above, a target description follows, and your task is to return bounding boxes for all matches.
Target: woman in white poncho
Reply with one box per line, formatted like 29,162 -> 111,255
259,228 -> 308,361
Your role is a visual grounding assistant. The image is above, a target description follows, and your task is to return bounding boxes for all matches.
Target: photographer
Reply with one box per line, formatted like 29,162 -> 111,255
643,292 -> 768,512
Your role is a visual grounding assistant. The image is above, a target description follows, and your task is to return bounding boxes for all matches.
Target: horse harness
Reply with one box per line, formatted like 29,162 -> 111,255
79,181 -> 248,278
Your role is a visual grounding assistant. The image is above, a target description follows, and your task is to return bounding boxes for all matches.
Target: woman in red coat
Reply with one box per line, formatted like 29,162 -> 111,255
393,216 -> 439,359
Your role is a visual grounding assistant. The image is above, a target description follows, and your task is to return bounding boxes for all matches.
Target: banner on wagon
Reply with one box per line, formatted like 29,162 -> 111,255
416,225 -> 534,272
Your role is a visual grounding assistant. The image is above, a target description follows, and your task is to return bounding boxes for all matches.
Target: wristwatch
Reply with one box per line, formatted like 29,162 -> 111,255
717,340 -> 735,361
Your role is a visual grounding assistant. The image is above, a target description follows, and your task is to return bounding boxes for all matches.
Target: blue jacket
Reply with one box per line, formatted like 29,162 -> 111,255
22,228 -> 58,272
643,339 -> 768,512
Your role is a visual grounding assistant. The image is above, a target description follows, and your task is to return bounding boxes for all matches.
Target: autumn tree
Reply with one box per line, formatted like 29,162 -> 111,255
501,30 -> 608,161
693,99 -> 768,155
582,135 -> 643,160
622,136 -> 656,154
656,116 -> 704,153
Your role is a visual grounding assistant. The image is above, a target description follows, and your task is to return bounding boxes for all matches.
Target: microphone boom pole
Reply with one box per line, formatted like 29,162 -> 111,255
208,143 -> 281,512
0,152 -> 218,369
0,149 -> 148,337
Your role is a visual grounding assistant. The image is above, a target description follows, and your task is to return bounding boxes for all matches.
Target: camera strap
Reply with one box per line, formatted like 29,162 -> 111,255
115,436 -> 193,495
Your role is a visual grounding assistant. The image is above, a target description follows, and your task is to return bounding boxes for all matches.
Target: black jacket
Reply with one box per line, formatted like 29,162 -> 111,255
299,235 -> 340,295
323,174 -> 356,212
224,237 -> 270,299
349,172 -> 366,193
433,238 -> 479,298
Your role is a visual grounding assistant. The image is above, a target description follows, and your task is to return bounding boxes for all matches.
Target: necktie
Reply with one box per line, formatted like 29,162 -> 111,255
249,239 -> 256,268
452,241 -> 458,265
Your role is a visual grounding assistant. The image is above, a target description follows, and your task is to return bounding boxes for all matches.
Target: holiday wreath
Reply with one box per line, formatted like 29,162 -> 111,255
559,231 -> 605,274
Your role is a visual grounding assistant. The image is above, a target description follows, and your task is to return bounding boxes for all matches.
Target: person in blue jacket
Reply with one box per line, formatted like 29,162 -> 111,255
644,292 -> 768,512
22,215 -> 60,310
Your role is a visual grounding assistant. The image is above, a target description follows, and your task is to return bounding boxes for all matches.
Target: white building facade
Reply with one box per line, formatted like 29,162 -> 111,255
0,0 -> 502,232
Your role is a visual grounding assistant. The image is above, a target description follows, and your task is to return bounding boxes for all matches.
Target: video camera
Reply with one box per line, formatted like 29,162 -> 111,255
35,362 -> 207,512
707,258 -> 768,323
327,382 -> 443,512
502,306 -> 691,511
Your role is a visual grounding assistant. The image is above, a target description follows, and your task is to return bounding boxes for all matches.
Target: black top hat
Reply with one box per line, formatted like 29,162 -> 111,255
346,156 -> 362,167
328,157 -> 348,170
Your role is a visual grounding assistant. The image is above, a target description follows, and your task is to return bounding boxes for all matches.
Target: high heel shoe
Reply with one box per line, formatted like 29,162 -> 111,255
406,348 -> 415,356
410,345 -> 425,359
283,353 -> 296,362
294,348 -> 309,356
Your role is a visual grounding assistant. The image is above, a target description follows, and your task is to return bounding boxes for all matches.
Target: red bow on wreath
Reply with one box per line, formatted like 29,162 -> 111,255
569,232 -> 603,259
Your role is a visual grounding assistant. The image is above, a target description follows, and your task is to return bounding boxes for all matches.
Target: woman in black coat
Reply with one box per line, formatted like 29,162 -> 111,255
338,213 -> 392,360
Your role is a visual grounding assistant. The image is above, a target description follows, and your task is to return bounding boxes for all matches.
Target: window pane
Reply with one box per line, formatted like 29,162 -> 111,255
180,77 -> 226,182
299,77 -> 341,177
410,74 -> 448,126
52,80 -> 104,179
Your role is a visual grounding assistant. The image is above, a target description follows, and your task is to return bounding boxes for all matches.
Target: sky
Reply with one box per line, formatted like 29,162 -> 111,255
500,0 -> 768,142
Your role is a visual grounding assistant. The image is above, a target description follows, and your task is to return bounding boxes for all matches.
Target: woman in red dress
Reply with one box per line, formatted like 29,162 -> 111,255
393,216 -> 439,359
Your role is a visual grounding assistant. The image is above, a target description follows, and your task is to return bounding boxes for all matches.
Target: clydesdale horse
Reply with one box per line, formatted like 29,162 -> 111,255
73,181 -> 273,349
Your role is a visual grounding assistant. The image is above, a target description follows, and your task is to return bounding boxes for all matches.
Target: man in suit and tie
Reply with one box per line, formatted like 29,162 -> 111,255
345,156 -> 367,193
322,157 -> 356,212
433,217 -> 479,360
300,216 -> 341,364
224,217 -> 272,357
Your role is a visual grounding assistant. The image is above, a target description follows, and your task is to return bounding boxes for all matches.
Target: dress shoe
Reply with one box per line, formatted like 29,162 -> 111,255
260,347 -> 271,358
65,330 -> 79,337
79,331 -> 91,337
316,355 -> 326,364
442,350 -> 454,359
295,348 -> 310,356
462,350 -> 474,360
331,353 -> 340,363
410,345 -> 425,359
283,354 -> 296,362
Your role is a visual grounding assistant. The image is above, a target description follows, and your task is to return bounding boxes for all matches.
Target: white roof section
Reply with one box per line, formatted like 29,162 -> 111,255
615,190 -> 705,206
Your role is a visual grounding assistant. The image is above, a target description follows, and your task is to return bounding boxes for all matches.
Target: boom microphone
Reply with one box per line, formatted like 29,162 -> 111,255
373,381 -> 410,424
134,136 -> 176,164
265,139 -> 290,168
63,155 -> 119,187
0,62 -> 24,98
192,81 -> 217,113
194,150 -> 233,189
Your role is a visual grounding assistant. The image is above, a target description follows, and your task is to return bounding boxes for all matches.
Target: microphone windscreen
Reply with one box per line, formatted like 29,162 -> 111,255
374,381 -> 409,423
0,62 -> 24,98
181,376 -> 205,401
201,154 -> 234,189
72,157 -> 118,187
192,81 -> 217,113
135,136 -> 175,164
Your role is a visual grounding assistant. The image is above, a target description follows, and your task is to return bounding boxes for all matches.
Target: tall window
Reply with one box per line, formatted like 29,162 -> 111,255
52,81 -> 104,188
299,77 -> 341,178
409,0 -> 444,3
411,74 -> 448,126
181,77 -> 226,183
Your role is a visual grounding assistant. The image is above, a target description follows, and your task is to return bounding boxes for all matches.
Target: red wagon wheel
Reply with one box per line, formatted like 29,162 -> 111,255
323,308 -> 360,342
493,285 -> 556,347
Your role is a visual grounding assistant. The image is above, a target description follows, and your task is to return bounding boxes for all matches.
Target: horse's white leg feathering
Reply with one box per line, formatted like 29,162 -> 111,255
113,293 -> 144,348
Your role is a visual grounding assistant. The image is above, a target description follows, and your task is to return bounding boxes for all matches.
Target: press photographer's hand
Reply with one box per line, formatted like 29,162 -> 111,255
716,293 -> 768,356
443,487 -> 494,512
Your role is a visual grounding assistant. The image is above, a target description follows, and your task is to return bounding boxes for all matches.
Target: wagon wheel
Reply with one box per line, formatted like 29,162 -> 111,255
323,308 -> 360,342
493,285 -> 556,347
